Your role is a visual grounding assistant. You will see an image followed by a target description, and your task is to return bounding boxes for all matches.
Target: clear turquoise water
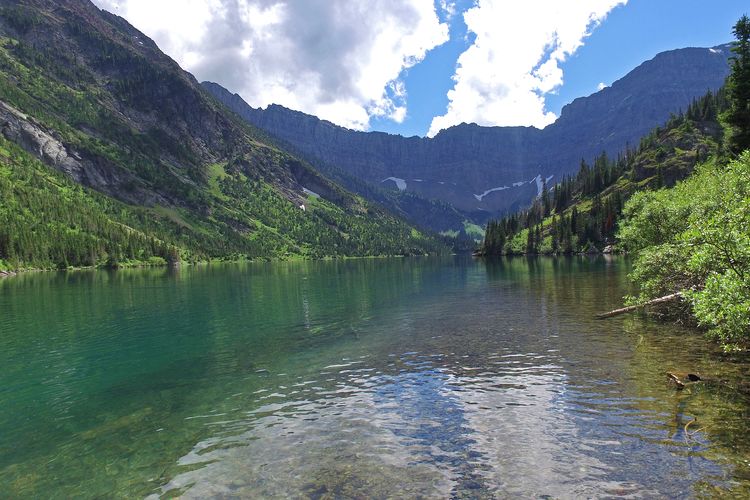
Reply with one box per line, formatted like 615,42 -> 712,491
1,256 -> 749,498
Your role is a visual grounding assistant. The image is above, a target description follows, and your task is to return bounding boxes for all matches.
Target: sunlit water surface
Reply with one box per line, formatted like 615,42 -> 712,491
1,257 -> 749,498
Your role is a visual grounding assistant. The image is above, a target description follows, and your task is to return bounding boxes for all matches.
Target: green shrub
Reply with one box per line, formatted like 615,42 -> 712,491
618,153 -> 750,349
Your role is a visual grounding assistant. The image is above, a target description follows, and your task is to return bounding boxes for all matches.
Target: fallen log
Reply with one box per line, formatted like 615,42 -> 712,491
595,292 -> 683,319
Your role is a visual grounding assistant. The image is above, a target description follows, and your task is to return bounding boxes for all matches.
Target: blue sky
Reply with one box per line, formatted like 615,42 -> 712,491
95,0 -> 747,138
371,0 -> 749,137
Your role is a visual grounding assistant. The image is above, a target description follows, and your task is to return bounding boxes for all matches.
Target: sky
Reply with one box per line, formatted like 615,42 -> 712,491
92,0 -> 748,138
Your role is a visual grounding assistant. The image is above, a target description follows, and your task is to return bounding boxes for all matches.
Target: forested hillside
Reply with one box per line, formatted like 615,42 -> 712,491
0,1 -> 441,272
479,89 -> 728,256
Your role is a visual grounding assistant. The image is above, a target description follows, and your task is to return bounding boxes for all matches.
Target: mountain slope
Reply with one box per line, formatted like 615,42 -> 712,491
204,44 -> 730,224
0,0 -> 441,270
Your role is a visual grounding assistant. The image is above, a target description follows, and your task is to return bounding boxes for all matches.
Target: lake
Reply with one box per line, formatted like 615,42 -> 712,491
1,256 -> 749,498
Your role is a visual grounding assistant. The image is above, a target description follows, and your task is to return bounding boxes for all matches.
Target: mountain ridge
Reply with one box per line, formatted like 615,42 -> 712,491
204,43 -> 731,227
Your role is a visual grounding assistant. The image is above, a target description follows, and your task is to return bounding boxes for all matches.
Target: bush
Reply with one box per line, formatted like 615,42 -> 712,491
618,152 -> 750,349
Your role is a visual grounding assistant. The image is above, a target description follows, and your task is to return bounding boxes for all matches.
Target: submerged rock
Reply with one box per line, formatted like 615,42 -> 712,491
667,371 -> 702,389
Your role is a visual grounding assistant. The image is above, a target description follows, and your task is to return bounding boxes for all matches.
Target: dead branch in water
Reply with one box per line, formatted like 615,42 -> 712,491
595,292 -> 683,319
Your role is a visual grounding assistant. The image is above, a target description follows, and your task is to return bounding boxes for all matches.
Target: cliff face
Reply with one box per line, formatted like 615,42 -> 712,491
204,44 -> 731,219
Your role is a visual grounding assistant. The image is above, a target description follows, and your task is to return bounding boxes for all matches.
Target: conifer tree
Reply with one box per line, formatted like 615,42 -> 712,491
728,14 -> 750,153
526,227 -> 535,254
541,180 -> 551,217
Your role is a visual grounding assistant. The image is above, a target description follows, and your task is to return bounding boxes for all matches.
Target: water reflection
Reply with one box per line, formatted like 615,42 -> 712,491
1,257 -> 749,498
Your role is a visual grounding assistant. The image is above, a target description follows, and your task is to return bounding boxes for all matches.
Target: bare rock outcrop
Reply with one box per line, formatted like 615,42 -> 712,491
0,100 -> 165,205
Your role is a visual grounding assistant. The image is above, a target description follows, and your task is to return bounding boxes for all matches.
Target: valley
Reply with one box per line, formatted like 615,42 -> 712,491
1,2 -> 750,498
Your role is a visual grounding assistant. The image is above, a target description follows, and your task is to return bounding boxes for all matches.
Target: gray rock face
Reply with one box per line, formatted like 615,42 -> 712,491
0,100 -> 165,206
204,44 -> 731,219
0,101 -> 82,179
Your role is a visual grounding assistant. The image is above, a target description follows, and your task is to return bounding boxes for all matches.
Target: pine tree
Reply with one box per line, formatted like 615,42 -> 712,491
551,215 -> 559,253
541,180 -> 551,217
728,14 -> 750,153
526,227 -> 535,254
655,165 -> 664,188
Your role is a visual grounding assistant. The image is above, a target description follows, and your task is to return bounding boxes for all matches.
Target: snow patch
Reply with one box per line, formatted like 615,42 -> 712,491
709,48 -> 721,54
412,178 -> 423,182
474,174 -> 556,201
474,185 -> 510,201
382,177 -> 406,191
531,174 -> 555,197
302,187 -> 320,198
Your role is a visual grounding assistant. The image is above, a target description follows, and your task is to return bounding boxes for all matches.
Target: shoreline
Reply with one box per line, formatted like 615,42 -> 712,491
473,249 -> 624,258
0,252 -> 439,279
1,252 -> 627,280
1,251 -> 629,280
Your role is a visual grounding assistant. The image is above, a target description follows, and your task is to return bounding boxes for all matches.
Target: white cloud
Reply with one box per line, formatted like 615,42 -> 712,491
597,82 -> 608,91
92,0 -> 449,131
427,0 -> 627,137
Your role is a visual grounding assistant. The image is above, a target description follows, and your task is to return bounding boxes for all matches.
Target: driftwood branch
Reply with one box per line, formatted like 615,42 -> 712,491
595,292 -> 683,319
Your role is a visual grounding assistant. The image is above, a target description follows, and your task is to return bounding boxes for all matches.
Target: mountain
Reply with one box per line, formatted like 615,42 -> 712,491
0,0 -> 441,271
204,44 -> 731,228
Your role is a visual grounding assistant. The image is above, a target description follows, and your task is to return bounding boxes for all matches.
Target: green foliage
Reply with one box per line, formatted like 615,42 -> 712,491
617,189 -> 691,251
618,153 -> 750,349
727,14 -> 750,154
462,221 -> 485,240
0,137 -> 183,269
